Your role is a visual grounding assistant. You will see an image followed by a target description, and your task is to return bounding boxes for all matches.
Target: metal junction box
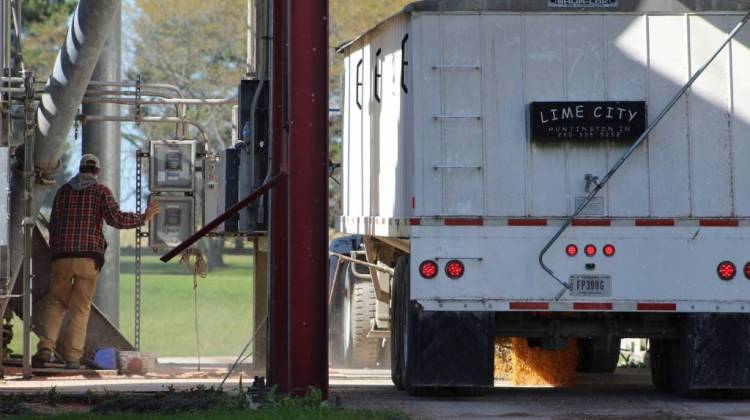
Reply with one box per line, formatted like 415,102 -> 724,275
149,140 -> 197,192
218,147 -> 240,232
203,153 -> 222,231
148,195 -> 195,249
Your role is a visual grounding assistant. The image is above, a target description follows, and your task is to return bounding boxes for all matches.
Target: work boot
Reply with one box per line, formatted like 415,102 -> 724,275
32,348 -> 52,368
65,361 -> 81,370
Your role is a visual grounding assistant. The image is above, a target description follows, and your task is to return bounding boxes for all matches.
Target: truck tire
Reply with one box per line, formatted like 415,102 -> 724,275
390,256 -> 408,389
328,261 -> 349,368
577,338 -> 621,373
347,280 -> 380,368
649,339 -> 675,393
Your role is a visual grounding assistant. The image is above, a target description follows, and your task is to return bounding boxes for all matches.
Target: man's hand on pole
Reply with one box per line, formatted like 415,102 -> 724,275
144,202 -> 161,222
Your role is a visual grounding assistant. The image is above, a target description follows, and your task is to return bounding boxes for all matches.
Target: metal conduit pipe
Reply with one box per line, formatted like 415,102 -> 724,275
81,89 -> 187,137
5,0 -> 120,319
75,114 -> 211,146
84,96 -> 237,106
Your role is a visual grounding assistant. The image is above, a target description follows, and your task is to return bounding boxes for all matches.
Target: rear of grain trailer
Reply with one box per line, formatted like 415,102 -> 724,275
334,0 -> 750,396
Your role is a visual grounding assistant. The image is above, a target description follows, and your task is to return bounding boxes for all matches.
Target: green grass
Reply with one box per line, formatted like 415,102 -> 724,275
9,253 -> 256,358
8,409 -> 404,420
0,388 -> 407,420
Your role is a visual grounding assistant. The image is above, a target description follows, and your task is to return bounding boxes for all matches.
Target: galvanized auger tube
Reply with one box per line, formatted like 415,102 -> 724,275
539,11 -> 750,301
5,0 -> 119,317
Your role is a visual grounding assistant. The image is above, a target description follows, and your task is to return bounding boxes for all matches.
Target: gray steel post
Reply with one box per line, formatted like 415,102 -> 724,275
82,1 -> 121,326
4,0 -> 120,321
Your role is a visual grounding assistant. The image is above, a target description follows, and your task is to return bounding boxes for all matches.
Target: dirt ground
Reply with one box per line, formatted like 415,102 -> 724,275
332,369 -> 750,420
2,367 -> 750,418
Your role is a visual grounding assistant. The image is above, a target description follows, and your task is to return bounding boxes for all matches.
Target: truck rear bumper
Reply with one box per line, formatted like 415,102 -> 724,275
410,224 -> 750,313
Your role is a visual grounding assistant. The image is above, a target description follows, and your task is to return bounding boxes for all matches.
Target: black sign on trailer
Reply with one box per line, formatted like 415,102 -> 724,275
529,101 -> 647,142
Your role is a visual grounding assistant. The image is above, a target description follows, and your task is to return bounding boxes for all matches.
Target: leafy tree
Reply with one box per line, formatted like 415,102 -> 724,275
21,0 -> 76,78
128,0 -> 245,152
127,0 -> 247,267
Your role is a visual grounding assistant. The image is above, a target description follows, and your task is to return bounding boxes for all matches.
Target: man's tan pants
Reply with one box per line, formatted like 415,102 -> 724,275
35,258 -> 98,363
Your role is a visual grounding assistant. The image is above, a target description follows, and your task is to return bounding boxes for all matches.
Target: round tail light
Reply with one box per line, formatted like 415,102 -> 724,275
717,261 -> 736,281
419,260 -> 438,279
584,244 -> 597,257
445,260 -> 465,279
565,244 -> 578,257
744,262 -> 750,280
603,244 -> 616,257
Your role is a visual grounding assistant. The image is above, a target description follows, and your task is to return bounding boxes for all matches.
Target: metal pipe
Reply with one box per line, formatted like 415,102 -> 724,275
76,114 -> 211,146
83,95 -> 237,106
538,11 -> 750,300
330,252 -> 395,274
6,0 -> 120,335
268,0 -> 288,393
87,80 -> 185,98
83,1 -> 121,325
247,0 -> 256,78
20,70 -> 33,380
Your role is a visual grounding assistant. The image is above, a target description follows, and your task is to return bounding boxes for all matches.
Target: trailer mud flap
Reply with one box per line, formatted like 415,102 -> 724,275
407,309 -> 494,388
678,314 -> 750,393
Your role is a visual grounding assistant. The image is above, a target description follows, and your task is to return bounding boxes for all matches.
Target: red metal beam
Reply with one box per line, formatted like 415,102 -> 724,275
286,0 -> 329,397
269,0 -> 290,394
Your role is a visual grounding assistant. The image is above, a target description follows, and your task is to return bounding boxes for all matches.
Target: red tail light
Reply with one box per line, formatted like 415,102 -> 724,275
717,261 -> 736,281
744,262 -> 750,280
419,260 -> 438,279
565,244 -> 578,257
584,244 -> 597,257
603,244 -> 616,257
445,260 -> 465,279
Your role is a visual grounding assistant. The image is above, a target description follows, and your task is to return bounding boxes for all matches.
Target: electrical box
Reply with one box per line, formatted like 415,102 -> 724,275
237,79 -> 270,232
149,140 -> 197,192
203,153 -> 222,232
148,195 -> 195,249
218,147 -> 240,232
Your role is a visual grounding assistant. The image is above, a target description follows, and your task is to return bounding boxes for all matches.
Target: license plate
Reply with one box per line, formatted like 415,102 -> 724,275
570,274 -> 611,297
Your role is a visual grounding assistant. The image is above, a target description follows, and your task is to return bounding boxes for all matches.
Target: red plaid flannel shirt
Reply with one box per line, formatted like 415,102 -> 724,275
49,181 -> 144,259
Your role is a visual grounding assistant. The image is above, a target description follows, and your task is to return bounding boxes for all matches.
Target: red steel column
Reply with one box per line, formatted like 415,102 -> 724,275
269,0 -> 329,397
269,0 -> 290,392
286,0 -> 329,397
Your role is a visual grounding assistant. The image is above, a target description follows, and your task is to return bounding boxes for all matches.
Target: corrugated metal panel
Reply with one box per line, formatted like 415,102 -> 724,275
413,15 -> 444,215
731,22 -> 750,216
342,10 -> 750,225
362,43 -> 373,217
563,15 -> 610,216
440,14 -> 484,215
605,15 -> 650,217
483,15 -> 527,216
689,15 -> 734,217
346,48 -> 364,217
405,0 -> 750,13
648,15 -> 691,217
524,15 -> 567,216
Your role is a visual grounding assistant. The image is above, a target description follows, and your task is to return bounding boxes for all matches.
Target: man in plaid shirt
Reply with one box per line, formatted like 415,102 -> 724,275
33,154 -> 160,369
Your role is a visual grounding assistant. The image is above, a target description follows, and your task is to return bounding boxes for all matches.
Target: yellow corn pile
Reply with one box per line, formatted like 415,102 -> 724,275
494,338 -> 513,380
509,338 -> 578,387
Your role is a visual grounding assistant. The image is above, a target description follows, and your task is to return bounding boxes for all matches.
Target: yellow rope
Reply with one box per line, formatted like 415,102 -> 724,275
179,247 -> 208,371
179,247 -> 208,279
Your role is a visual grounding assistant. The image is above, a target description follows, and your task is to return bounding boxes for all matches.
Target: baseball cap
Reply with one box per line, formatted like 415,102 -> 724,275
80,154 -> 101,169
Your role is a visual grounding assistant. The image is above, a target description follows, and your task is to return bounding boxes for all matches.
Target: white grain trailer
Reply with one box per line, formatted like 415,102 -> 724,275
333,0 -> 750,396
